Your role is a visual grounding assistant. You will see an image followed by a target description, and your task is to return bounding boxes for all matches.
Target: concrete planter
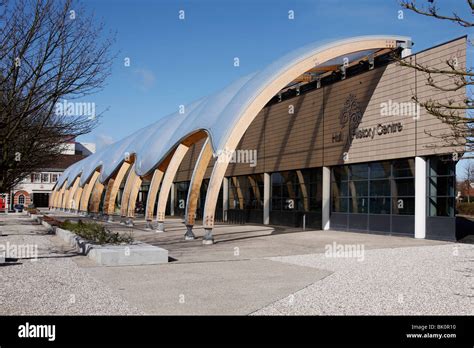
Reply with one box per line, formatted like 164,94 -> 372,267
54,227 -> 168,266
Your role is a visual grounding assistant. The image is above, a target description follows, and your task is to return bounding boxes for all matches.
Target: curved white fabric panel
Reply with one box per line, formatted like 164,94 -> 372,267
56,35 -> 410,189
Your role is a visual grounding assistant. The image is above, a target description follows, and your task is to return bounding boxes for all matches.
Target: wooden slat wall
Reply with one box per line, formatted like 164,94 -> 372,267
174,37 -> 466,182
415,37 -> 466,156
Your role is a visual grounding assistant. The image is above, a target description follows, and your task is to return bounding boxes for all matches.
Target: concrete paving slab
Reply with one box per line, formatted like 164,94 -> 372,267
82,258 -> 332,315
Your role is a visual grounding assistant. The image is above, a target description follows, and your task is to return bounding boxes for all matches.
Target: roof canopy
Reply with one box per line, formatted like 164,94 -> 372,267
57,35 -> 411,189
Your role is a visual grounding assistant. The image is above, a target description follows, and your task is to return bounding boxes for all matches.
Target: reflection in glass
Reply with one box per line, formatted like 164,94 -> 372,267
349,197 -> 368,214
393,158 -> 415,177
370,180 -> 390,196
349,163 -> 368,180
348,180 -> 368,197
370,161 -> 391,179
369,197 -> 390,214
392,197 -> 415,215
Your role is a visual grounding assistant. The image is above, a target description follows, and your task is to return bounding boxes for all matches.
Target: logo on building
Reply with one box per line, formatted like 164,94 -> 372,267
339,93 -> 363,128
333,94 -> 404,143
333,93 -> 363,143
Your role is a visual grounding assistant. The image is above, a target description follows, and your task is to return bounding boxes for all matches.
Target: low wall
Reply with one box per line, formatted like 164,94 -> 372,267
42,219 -> 168,266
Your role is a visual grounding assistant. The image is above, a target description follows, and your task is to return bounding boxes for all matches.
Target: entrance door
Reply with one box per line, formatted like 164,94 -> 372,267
33,193 -> 50,207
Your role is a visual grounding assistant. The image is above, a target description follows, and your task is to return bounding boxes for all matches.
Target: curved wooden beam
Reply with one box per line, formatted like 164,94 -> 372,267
185,138 -> 213,227
78,183 -> 89,211
232,177 -> 244,209
79,171 -> 100,212
51,188 -> 58,208
57,180 -> 68,209
120,165 -> 138,220
49,190 -> 56,208
247,175 -> 261,203
72,186 -> 83,211
66,177 -> 81,210
156,143 -> 189,231
144,169 -> 164,227
103,161 -> 131,217
89,179 -> 105,214
61,188 -> 70,209
126,176 -> 143,219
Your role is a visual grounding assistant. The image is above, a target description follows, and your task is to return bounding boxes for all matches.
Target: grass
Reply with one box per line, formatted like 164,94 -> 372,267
61,220 -> 134,245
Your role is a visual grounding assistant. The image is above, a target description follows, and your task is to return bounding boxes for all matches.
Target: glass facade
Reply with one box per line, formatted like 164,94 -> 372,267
227,175 -> 264,224
270,168 -> 322,228
173,179 -> 223,221
168,157 -> 455,239
271,169 -> 322,212
428,156 -> 456,217
229,175 -> 264,211
332,159 -> 415,216
331,159 -> 415,235
174,181 -> 190,216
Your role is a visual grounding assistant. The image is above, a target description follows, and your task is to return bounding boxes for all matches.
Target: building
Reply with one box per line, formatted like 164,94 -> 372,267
51,35 -> 466,243
12,139 -> 95,209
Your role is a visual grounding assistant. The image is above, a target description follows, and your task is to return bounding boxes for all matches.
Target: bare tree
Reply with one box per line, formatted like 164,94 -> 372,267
399,0 -> 473,156
0,0 -> 115,193
462,161 -> 474,202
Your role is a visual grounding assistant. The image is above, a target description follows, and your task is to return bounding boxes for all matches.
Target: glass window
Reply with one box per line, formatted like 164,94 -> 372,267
349,164 -> 368,180
331,181 -> 348,197
309,197 -> 322,211
429,197 -> 455,217
229,175 -> 264,210
51,174 -> 58,183
41,173 -> 49,183
349,197 -> 368,214
272,168 -> 321,212
393,159 -> 415,177
175,181 -> 189,211
332,197 -> 348,213
370,180 -> 390,196
271,199 -> 282,211
427,156 -> 456,217
429,157 -> 455,177
18,195 -> 25,205
369,197 -> 391,214
332,166 -> 349,181
31,173 -> 40,183
392,197 -> 415,215
348,181 -> 368,197
271,172 -> 284,185
429,176 -> 454,197
283,198 -> 298,210
331,160 -> 415,217
370,161 -> 391,179
393,178 -> 415,197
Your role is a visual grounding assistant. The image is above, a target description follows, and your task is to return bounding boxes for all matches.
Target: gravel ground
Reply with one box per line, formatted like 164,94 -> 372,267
0,214 -> 142,315
253,243 -> 474,315
2,213 -> 473,316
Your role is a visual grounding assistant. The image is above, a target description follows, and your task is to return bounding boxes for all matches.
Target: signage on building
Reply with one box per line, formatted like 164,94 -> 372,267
332,94 -> 404,143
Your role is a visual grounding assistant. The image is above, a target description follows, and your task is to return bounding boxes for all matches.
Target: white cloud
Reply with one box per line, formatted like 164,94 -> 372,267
95,133 -> 114,150
133,68 -> 156,91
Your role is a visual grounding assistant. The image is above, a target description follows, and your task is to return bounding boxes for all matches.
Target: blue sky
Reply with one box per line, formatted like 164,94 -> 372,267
78,0 -> 472,173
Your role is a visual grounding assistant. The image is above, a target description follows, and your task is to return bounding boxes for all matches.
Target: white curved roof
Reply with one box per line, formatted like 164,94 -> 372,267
57,35 -> 411,189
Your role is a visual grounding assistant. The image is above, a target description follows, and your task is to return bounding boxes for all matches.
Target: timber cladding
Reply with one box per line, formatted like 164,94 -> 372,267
174,37 -> 466,182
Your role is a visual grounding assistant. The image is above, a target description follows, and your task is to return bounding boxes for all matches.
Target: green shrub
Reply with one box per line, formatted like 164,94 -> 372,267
457,202 -> 474,216
61,220 -> 134,245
